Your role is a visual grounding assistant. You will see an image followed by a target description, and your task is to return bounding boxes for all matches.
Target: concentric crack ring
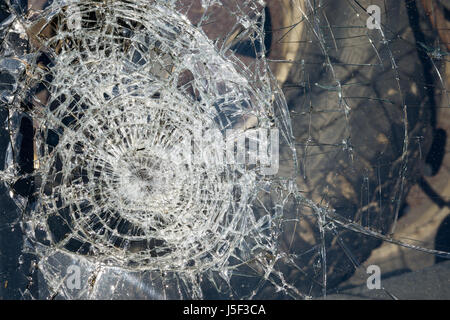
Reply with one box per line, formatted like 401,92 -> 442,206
22,0 -> 274,271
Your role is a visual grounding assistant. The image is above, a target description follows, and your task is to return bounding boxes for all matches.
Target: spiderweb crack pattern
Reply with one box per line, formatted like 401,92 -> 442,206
0,0 -> 449,299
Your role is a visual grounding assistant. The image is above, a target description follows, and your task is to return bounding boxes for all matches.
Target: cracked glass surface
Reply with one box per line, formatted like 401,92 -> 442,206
0,0 -> 449,299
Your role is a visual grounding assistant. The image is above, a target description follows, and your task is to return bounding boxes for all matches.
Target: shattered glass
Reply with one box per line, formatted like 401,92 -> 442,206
0,0 -> 449,299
